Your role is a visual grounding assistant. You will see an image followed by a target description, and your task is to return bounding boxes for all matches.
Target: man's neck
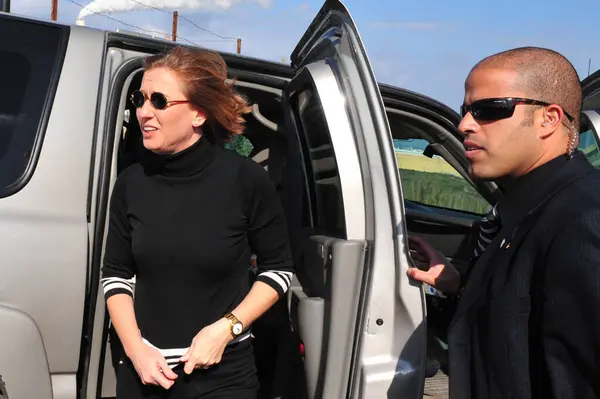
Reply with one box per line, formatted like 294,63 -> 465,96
498,151 -> 569,191
514,147 -> 568,179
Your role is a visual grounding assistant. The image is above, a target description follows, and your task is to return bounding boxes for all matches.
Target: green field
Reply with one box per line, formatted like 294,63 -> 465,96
394,151 -> 490,215
581,144 -> 600,168
399,168 -> 490,215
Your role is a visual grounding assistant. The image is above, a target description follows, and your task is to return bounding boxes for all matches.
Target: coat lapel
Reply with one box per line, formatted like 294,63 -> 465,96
449,153 -> 596,330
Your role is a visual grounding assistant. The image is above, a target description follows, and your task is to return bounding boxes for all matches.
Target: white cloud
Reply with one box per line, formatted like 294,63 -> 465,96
182,6 -> 313,62
293,2 -> 311,13
77,0 -> 271,20
115,21 -> 174,40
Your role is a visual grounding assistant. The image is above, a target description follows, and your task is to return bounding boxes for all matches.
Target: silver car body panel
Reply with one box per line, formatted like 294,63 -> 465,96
0,24 -> 105,398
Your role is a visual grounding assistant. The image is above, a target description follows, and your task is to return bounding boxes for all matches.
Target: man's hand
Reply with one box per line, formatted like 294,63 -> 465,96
407,235 -> 461,294
179,318 -> 233,374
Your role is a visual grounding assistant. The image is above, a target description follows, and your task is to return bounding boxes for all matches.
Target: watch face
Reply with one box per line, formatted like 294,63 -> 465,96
232,323 -> 243,335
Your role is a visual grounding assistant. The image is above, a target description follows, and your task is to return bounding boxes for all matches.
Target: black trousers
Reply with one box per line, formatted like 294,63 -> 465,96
116,340 -> 259,399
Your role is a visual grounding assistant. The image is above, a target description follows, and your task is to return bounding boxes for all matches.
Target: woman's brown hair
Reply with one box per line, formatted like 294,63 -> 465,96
143,46 -> 251,143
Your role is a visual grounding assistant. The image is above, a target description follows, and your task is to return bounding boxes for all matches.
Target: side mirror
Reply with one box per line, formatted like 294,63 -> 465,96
423,144 -> 438,158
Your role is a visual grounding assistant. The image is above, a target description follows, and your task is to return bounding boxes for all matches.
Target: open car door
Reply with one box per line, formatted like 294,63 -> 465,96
581,69 -> 600,167
281,1 -> 426,398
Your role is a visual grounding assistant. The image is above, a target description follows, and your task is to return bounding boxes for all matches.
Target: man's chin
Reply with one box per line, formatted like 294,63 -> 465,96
468,165 -> 495,181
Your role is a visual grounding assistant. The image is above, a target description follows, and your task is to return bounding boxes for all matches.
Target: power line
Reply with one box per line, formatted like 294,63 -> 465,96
66,0 -> 235,45
179,14 -> 237,40
126,0 -> 238,41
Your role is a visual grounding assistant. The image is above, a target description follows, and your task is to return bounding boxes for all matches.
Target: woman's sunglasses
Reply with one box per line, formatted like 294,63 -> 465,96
130,90 -> 190,110
460,97 -> 574,122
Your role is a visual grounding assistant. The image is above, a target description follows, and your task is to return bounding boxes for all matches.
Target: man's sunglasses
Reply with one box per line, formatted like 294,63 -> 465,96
460,97 -> 574,122
130,90 -> 191,110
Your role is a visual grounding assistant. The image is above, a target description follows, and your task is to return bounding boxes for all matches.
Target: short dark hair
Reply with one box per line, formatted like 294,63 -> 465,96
470,46 -> 582,131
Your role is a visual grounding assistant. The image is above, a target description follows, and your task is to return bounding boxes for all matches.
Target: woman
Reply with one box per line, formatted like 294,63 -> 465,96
101,46 -> 294,399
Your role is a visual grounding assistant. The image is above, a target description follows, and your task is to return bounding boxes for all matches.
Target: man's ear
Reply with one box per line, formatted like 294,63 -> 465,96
538,105 -> 563,139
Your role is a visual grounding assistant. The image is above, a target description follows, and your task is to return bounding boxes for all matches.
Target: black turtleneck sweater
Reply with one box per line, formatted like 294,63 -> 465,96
100,136 -> 294,367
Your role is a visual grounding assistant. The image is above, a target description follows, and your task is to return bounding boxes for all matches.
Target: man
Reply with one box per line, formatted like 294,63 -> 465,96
408,46 -> 600,398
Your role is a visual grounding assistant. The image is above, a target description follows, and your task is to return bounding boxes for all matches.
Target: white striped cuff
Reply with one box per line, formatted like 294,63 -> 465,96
256,270 -> 293,295
101,276 -> 134,299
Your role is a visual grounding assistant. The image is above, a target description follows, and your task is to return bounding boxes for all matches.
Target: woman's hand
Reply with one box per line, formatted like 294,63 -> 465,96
127,342 -> 178,389
407,235 -> 461,294
179,318 -> 233,374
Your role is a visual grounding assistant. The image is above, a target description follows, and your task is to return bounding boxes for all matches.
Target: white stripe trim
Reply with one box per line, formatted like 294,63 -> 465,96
235,332 -> 252,343
230,331 -> 252,344
479,235 -> 492,244
103,282 -> 134,295
141,331 -> 253,369
477,240 -> 486,252
258,271 -> 289,292
260,270 -> 293,279
272,271 -> 292,285
480,226 -> 499,234
101,277 -> 133,287
280,274 -> 292,285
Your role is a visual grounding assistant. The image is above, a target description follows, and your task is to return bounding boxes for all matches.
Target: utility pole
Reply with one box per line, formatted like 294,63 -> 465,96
172,11 -> 178,42
588,59 -> 592,77
0,0 -> 10,13
51,0 -> 58,20
237,38 -> 241,54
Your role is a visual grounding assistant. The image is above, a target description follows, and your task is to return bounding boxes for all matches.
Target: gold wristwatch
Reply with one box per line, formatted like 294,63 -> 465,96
224,312 -> 244,338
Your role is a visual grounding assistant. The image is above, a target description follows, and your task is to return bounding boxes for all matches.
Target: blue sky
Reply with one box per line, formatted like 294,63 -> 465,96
12,0 -> 600,111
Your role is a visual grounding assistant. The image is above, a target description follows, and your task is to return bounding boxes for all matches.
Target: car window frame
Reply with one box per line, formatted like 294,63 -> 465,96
394,137 -> 492,216
0,16 -> 69,198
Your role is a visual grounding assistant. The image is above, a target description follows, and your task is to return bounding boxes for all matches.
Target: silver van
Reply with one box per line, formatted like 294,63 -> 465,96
2,0 -> 600,398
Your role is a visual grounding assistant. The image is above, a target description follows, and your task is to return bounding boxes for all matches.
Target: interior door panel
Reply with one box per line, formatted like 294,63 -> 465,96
290,287 -> 323,398
405,206 -> 479,267
290,236 -> 367,399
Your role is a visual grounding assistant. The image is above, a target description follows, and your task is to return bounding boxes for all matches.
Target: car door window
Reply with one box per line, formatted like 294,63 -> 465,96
293,88 -> 346,239
0,19 -> 68,196
578,128 -> 600,167
580,83 -> 600,167
394,138 -> 491,215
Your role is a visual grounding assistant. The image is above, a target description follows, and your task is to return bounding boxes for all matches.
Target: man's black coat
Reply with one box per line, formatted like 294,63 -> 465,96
448,152 -> 600,398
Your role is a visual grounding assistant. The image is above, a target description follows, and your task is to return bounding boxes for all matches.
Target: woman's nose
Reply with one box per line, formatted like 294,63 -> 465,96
137,100 -> 154,119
